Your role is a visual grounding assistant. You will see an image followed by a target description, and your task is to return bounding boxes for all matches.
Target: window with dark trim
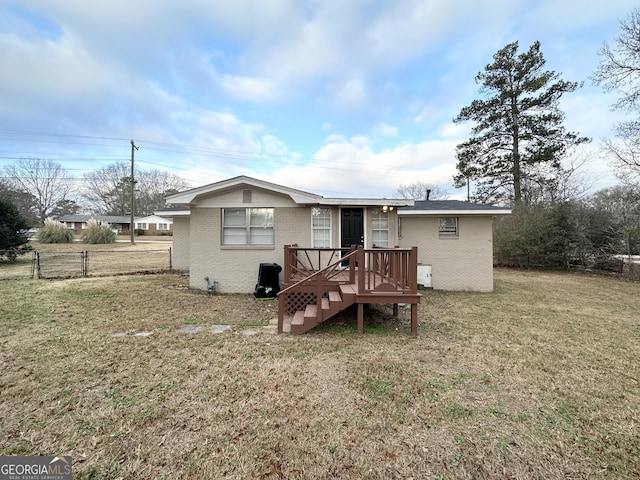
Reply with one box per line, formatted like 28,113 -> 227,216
439,217 -> 458,238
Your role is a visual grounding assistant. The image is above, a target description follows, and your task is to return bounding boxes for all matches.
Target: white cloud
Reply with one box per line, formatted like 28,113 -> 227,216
266,134 -> 460,198
220,74 -> 278,102
437,122 -> 470,141
0,32 -> 107,112
0,0 -> 633,199
334,76 -> 369,108
373,123 -> 398,138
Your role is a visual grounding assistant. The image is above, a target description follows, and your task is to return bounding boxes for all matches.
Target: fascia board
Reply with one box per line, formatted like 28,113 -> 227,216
398,209 -> 512,216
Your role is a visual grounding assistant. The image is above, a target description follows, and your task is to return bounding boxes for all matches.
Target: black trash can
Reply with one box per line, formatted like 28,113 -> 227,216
254,263 -> 282,298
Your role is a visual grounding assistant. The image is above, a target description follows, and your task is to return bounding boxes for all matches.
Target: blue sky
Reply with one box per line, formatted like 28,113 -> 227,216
0,0 -> 637,199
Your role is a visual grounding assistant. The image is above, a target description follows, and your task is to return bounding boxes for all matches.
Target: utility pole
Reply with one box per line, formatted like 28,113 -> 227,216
130,140 -> 138,244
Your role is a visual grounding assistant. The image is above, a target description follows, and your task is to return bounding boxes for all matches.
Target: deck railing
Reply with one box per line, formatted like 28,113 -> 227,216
360,246 -> 418,294
278,247 -> 360,333
278,245 -> 419,332
283,244 -> 356,283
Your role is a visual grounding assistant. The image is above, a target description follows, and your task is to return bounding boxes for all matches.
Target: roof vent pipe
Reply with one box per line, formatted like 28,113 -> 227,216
426,189 -> 431,201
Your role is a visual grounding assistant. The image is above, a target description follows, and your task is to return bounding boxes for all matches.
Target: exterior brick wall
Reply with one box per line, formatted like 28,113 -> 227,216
140,224 -> 173,234
177,197 -> 496,293
171,217 -> 190,271
188,197 -> 311,293
399,215 -> 495,292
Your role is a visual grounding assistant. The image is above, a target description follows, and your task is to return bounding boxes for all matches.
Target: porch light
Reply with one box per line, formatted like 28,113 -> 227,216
382,205 -> 394,212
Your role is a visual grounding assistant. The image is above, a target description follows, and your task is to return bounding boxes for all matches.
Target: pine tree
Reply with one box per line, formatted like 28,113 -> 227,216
0,199 -> 31,261
454,41 -> 589,205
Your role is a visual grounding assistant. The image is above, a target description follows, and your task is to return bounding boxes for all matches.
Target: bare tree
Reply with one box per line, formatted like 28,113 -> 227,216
83,162 -> 188,215
0,180 -> 39,226
593,8 -> 640,181
135,168 -> 189,215
520,152 -> 595,204
3,158 -> 75,224
82,162 -> 131,215
396,181 -> 448,200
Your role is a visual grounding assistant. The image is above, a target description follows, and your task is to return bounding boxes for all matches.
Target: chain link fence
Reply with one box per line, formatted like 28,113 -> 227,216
0,251 -> 37,280
0,248 -> 172,280
624,261 -> 640,281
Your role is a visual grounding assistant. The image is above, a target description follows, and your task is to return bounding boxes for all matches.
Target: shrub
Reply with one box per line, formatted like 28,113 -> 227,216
0,198 -> 32,261
81,218 -> 116,244
36,218 -> 74,243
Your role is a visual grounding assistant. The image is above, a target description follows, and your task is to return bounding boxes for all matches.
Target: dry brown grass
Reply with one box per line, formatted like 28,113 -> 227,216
0,269 -> 638,479
0,238 -> 174,279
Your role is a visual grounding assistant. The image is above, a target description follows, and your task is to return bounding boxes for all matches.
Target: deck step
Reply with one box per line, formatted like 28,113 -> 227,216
304,304 -> 317,320
339,284 -> 357,301
291,309 -> 317,335
328,290 -> 341,303
292,311 -> 305,326
321,297 -> 330,310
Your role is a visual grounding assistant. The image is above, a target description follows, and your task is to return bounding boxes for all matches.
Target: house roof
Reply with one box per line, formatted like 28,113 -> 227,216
135,215 -> 173,224
398,200 -> 511,216
57,214 -> 176,224
166,175 -> 323,205
154,205 -> 190,217
165,175 -> 415,207
57,214 -> 132,223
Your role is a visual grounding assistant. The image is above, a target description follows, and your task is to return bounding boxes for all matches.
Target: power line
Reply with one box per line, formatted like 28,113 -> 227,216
0,129 -> 129,142
0,129 -> 434,189
0,128 -> 378,169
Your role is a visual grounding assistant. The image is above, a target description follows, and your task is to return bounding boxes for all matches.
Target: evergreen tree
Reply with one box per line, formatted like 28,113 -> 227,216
0,198 -> 31,261
454,41 -> 589,205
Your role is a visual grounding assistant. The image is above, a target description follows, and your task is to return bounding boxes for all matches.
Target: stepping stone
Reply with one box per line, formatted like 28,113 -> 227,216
240,329 -> 259,336
210,325 -> 232,334
134,331 -> 153,337
112,332 -> 127,337
179,325 -> 201,333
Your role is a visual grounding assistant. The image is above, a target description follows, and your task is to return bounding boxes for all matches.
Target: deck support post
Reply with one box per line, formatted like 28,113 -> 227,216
392,303 -> 399,317
410,304 -> 418,336
357,303 -> 364,334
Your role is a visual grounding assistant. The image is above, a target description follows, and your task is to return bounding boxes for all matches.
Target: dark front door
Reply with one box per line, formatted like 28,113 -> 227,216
341,208 -> 364,248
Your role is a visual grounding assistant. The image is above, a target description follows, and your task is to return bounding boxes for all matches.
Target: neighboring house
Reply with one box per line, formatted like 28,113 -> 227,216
154,206 -> 191,269
165,175 -> 510,294
134,215 -> 173,234
57,214 -> 175,236
398,200 -> 511,292
56,215 -> 132,234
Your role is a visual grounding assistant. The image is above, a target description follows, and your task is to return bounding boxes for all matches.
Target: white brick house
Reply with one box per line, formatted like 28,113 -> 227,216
165,176 -> 510,293
133,214 -> 173,234
398,200 -> 511,292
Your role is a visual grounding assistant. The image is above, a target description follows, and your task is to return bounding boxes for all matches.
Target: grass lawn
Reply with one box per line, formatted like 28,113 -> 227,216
0,269 -> 638,479
0,239 -> 174,280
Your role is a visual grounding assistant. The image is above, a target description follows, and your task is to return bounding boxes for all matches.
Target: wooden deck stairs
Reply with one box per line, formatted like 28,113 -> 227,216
278,245 -> 420,335
289,284 -> 357,334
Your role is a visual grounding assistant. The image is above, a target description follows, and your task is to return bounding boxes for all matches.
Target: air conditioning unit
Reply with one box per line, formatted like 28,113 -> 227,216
417,264 -> 432,288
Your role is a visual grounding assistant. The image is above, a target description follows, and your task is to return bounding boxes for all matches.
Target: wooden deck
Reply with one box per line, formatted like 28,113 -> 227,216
278,245 -> 421,335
